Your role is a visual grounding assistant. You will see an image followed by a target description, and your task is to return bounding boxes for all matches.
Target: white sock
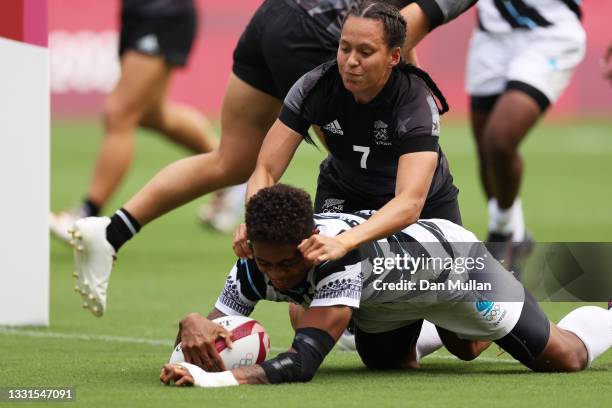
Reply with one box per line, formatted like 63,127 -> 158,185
557,306 -> 612,366
416,320 -> 443,362
488,198 -> 514,235
489,198 -> 525,240
511,199 -> 525,242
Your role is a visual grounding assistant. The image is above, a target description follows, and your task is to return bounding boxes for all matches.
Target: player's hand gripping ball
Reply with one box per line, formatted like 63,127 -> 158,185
170,315 -> 270,370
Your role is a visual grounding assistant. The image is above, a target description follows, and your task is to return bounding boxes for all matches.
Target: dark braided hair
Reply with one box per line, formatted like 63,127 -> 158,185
344,1 -> 407,50
245,184 -> 314,245
346,1 -> 449,114
398,63 -> 449,114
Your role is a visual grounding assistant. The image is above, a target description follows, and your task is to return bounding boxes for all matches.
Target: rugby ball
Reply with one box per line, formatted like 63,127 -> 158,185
169,315 -> 270,370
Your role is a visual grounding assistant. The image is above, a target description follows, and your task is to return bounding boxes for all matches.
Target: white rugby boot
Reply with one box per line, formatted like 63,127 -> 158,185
50,207 -> 86,243
69,217 -> 115,317
198,184 -> 246,233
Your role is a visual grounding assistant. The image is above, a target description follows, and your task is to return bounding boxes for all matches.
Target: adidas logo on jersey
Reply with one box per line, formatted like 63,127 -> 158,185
323,120 -> 344,135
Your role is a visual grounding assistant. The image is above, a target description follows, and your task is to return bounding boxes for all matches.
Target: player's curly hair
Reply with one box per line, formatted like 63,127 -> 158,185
245,184 -> 314,244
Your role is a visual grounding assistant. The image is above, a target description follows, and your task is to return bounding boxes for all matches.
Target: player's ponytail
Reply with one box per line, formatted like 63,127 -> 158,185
398,63 -> 450,114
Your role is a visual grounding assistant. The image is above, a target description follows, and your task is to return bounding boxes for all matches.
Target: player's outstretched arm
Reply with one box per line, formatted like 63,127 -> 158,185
235,120 -> 304,258
246,119 -> 303,202
163,306 -> 351,387
300,152 -> 437,264
241,305 -> 351,385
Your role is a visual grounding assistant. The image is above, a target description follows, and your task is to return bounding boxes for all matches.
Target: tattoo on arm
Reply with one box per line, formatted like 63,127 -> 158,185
232,365 -> 270,385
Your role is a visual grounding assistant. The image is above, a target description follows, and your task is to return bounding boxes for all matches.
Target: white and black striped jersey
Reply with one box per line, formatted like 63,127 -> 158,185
476,0 -> 582,32
122,0 -> 194,16
214,212 -> 522,333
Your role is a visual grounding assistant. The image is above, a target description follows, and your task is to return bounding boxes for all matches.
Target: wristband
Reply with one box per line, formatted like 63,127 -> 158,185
178,362 -> 239,388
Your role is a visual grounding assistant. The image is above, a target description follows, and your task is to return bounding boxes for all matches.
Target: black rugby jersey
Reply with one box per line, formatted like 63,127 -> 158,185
291,0 -> 476,36
122,0 -> 194,16
280,60 -> 456,209
292,1 -> 412,38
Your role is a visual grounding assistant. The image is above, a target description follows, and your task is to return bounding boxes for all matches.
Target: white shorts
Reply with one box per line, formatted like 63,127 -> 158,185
465,21 -> 586,108
353,297 -> 525,341
353,219 -> 527,340
423,298 -> 524,341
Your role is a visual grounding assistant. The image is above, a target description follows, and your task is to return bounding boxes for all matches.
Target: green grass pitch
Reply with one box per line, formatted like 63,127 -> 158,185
1,118 -> 611,407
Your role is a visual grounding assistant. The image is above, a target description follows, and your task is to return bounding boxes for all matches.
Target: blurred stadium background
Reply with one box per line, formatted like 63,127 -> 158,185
49,0 -> 610,117
48,0 -> 612,239
1,1 -> 611,406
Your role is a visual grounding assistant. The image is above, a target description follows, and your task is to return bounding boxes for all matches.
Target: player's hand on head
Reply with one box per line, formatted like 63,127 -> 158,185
160,364 -> 195,386
298,235 -> 349,264
232,223 -> 252,259
179,313 -> 233,372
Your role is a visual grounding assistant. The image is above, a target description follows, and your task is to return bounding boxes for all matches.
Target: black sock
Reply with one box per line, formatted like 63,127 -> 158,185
106,208 -> 141,252
83,198 -> 101,217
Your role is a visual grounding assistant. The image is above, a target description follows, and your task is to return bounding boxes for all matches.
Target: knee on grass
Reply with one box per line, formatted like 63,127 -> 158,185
530,334 -> 588,373
446,342 -> 483,362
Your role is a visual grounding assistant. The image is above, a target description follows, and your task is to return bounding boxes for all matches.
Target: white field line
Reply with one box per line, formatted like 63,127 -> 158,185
0,327 -> 517,363
0,327 -> 287,352
0,327 -> 174,347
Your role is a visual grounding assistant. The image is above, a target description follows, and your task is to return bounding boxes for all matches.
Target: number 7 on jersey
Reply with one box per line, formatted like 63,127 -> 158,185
353,145 -> 370,169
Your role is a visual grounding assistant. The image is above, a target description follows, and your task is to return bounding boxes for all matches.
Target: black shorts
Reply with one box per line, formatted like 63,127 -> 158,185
119,10 -> 197,67
314,173 -> 463,225
470,81 -> 550,113
232,0 -> 338,99
355,321 -> 423,370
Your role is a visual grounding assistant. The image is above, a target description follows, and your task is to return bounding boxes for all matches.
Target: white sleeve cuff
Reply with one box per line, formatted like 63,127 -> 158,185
214,299 -> 248,317
178,362 -> 239,388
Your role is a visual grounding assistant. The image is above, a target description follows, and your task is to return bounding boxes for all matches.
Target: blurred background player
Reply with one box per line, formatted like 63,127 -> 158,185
198,183 -> 247,233
50,0 -> 218,241
466,0 -> 585,265
602,42 -> 612,85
